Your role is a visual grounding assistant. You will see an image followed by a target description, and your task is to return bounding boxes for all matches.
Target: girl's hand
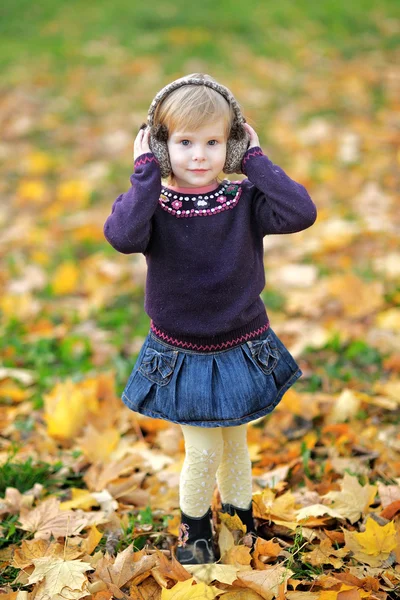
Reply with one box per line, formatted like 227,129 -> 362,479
244,123 -> 260,149
134,126 -> 151,161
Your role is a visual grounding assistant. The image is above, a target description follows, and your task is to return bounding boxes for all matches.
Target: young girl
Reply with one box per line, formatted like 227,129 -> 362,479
103,73 -> 317,565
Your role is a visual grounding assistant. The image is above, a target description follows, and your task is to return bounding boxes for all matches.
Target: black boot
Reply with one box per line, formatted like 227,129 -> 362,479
175,508 -> 218,565
221,502 -> 257,545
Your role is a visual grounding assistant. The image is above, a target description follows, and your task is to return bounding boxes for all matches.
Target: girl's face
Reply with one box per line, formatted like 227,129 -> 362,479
167,118 -> 227,188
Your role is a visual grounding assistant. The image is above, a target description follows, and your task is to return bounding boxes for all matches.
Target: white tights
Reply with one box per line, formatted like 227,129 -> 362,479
179,424 -> 252,518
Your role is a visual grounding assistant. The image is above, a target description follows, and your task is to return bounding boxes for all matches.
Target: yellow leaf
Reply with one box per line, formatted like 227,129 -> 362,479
17,179 -> 47,203
323,473 -> 377,524
84,525 -> 103,555
57,179 -> 91,208
326,273 -> 384,318
161,578 -> 220,599
375,307 -> 400,330
302,538 -> 347,569
218,522 -> 235,558
12,539 -> 55,569
77,424 -> 120,463
28,556 -> 93,597
354,518 -> 397,556
51,261 -> 80,295
219,511 -> 247,534
185,562 -> 238,585
59,488 -> 99,511
44,379 -> 99,440
259,489 -> 297,521
237,565 -> 293,600
223,590 -> 265,600
329,389 -> 361,423
223,544 -> 252,569
19,496 -> 108,540
26,151 -> 54,175
296,504 -> 343,522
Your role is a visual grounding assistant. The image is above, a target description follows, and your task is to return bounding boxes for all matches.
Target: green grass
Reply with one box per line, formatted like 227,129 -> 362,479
0,451 -> 86,497
1,0 -> 399,75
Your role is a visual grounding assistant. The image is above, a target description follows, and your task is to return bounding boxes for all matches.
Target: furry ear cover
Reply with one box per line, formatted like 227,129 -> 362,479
146,76 -> 250,178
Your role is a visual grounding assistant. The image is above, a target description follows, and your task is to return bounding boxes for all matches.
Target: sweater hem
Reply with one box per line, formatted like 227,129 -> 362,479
150,312 -> 269,352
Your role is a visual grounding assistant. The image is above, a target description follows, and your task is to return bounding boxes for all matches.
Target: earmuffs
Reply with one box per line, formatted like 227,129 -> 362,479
143,75 -> 250,178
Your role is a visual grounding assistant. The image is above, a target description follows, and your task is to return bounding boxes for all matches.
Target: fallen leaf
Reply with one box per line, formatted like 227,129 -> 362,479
185,562 -> 239,585
302,538 -> 348,569
323,473 -> 376,524
354,517 -> 397,556
160,578 -> 221,599
28,556 -> 93,598
18,496 -> 108,539
237,565 -> 293,600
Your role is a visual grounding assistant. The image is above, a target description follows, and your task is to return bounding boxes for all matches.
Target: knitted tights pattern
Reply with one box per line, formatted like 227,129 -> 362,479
180,424 -> 252,518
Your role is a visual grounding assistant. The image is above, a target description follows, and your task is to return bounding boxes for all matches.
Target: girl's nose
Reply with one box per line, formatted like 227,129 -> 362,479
192,146 -> 206,161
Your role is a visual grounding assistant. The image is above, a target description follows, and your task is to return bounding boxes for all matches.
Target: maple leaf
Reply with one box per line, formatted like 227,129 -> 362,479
77,423 -> 120,463
237,565 -> 293,600
129,575 -> 162,599
219,511 -> 247,534
323,472 -> 376,524
18,496 -> 108,539
43,378 -> 99,440
154,549 -> 192,583
28,556 -> 93,598
222,590 -> 265,600
343,518 -> 397,567
296,503 -> 343,522
354,518 -> 397,556
377,481 -> 400,508
302,538 -> 348,569
185,562 -> 239,585
257,489 -> 298,522
252,538 -> 282,569
94,545 -> 157,593
160,578 -> 221,599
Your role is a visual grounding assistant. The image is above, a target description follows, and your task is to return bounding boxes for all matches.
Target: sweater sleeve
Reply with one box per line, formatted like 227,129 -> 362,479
241,147 -> 317,236
103,153 -> 162,254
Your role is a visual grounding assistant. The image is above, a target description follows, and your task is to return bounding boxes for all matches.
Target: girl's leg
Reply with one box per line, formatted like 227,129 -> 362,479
179,425 -> 224,517
177,425 -> 223,564
216,424 -> 252,509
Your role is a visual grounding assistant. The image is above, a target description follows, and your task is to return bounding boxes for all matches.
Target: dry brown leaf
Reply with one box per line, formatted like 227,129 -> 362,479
323,473 -> 377,524
94,545 -> 157,590
18,496 -> 108,539
185,562 -> 239,585
237,565 -> 293,600
160,578 -> 221,599
252,538 -> 282,569
154,549 -> 192,583
130,575 -> 162,599
302,538 -> 348,569
28,556 -> 93,599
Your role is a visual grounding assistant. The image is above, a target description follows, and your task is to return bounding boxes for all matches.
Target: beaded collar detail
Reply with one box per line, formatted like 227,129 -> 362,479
159,180 -> 243,218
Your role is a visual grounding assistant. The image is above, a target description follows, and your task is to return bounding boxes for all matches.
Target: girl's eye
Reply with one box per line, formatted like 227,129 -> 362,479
208,140 -> 217,146
180,140 -> 190,146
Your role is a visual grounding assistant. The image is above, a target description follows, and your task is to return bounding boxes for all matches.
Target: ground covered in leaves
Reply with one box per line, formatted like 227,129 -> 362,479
1,2 -> 400,598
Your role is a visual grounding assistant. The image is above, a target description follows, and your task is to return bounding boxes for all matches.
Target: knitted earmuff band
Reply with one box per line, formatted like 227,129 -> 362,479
144,76 -> 250,177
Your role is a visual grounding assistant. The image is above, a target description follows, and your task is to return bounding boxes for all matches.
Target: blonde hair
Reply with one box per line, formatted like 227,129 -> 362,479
154,73 -> 234,138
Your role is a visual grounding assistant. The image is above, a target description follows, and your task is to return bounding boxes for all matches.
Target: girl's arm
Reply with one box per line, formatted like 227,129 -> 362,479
242,124 -> 317,236
103,128 -> 161,254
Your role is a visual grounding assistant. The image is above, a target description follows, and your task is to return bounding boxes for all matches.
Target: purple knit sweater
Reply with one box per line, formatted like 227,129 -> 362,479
103,147 -> 317,351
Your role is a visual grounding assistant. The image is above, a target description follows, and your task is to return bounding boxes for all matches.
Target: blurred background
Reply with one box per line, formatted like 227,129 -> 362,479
1,0 -> 399,481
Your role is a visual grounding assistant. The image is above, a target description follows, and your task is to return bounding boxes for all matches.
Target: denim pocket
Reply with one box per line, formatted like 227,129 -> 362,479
138,347 -> 178,386
246,334 -> 280,375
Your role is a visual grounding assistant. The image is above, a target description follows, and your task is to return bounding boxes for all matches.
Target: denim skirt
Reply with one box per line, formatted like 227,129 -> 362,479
121,326 -> 303,427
